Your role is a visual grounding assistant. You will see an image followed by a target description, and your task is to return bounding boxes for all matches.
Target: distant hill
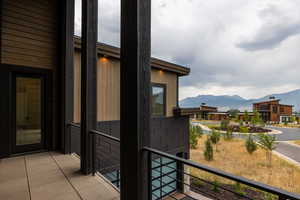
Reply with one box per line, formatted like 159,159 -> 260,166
179,89 -> 300,112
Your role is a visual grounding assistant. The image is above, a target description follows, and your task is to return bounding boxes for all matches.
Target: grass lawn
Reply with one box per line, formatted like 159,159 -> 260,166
190,136 -> 300,194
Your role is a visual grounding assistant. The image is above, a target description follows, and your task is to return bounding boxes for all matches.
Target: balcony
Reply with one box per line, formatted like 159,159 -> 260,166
1,0 -> 300,200
66,123 -> 300,200
0,152 -> 119,200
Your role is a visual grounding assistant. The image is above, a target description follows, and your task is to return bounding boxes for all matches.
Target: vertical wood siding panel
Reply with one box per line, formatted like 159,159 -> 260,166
74,55 -> 178,121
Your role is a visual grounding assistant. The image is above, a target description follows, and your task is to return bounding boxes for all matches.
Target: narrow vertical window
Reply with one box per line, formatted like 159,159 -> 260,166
152,83 -> 166,117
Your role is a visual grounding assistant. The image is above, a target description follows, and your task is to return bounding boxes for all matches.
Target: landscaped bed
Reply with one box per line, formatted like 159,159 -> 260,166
190,136 -> 300,197
214,125 -> 271,133
272,124 -> 300,129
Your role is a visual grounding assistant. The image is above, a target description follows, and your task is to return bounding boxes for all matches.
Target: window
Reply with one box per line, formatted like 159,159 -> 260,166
272,106 -> 278,113
152,84 -> 166,116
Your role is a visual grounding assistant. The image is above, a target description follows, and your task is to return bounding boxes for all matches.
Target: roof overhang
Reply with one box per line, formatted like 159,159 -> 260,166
74,36 -> 190,76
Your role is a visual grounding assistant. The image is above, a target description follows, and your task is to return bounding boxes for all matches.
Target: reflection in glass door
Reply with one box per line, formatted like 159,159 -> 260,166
15,77 -> 43,149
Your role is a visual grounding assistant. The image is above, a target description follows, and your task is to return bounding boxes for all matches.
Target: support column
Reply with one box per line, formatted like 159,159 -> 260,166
61,0 -> 75,154
120,0 -> 151,199
81,0 -> 98,174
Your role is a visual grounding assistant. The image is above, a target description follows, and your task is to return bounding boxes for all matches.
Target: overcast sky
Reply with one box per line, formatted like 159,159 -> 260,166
75,0 -> 300,100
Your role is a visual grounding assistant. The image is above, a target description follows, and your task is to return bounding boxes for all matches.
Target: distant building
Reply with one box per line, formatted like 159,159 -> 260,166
208,111 -> 254,121
208,112 -> 228,121
175,105 -> 256,121
174,105 -> 217,119
253,99 -> 293,123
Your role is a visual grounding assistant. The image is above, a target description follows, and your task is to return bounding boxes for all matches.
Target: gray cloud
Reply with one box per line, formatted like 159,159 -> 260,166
237,5 -> 300,51
75,0 -> 300,100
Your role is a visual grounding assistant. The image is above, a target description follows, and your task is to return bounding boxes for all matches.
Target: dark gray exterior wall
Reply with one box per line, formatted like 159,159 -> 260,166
70,116 -> 190,172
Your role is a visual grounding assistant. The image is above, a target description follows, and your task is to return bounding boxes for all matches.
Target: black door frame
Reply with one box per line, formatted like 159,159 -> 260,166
0,64 -> 53,156
12,73 -> 46,154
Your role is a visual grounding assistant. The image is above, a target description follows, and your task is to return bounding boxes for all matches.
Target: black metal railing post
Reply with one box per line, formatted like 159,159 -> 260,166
176,152 -> 184,193
91,132 -> 96,176
147,150 -> 152,200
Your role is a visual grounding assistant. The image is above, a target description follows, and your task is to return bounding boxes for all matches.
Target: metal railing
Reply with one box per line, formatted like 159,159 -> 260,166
143,147 -> 300,200
68,123 -> 121,188
90,129 -> 121,188
67,122 -> 300,200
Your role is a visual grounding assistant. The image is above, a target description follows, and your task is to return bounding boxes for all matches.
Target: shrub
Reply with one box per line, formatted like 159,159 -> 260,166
245,134 -> 257,154
234,182 -> 246,196
210,130 -> 221,152
223,129 -> 233,141
192,178 -> 204,188
263,193 -> 277,200
204,138 -> 214,161
212,179 -> 220,193
194,126 -> 203,136
239,126 -> 249,133
220,119 -> 230,130
190,125 -> 203,149
239,120 -> 244,126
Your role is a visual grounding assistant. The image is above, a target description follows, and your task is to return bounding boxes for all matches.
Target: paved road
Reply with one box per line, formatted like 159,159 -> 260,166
276,142 -> 300,164
268,126 -> 300,141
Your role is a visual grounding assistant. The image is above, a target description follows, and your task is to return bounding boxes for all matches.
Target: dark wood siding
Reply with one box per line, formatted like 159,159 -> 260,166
1,0 -> 58,69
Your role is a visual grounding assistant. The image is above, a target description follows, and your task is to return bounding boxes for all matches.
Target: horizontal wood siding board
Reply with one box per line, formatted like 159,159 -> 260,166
2,51 -> 55,65
2,29 -> 57,45
2,21 -> 57,39
2,57 -> 53,69
2,46 -> 56,59
1,0 -> 57,70
2,8 -> 57,28
4,0 -> 56,18
3,4 -> 57,24
2,34 -> 57,50
2,41 -> 56,56
2,16 -> 56,34
9,0 -> 57,9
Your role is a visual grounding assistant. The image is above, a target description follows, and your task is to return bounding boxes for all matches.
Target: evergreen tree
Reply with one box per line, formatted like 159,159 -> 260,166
245,134 -> 257,154
204,138 -> 214,161
210,130 -> 221,152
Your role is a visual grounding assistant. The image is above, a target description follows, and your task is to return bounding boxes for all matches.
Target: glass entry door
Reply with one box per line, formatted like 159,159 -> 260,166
13,75 -> 45,153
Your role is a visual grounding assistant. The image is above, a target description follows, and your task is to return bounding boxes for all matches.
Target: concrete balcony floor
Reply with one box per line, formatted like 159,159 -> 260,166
0,152 -> 120,200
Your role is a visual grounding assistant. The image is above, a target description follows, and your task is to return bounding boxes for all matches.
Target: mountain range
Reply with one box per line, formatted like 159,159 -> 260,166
179,89 -> 300,112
